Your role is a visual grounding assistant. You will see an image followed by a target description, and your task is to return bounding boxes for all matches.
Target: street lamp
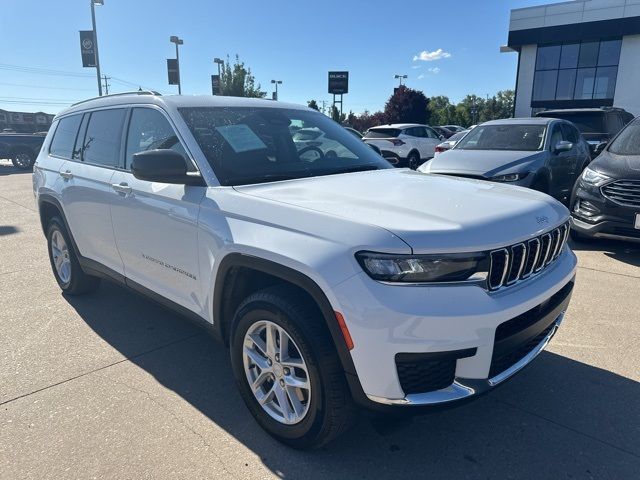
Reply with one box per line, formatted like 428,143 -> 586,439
170,35 -> 184,94
90,0 -> 104,96
394,74 -> 407,87
271,79 -> 282,101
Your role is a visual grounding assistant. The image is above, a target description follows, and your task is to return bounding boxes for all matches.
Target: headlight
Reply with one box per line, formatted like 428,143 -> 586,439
581,167 -> 611,186
355,251 -> 488,283
491,172 -> 528,182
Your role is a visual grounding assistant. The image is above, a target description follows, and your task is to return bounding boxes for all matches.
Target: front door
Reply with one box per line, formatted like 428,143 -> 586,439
109,106 -> 206,313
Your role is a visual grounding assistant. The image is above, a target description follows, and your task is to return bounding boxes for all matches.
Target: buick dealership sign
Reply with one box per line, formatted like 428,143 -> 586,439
79,31 -> 97,68
328,71 -> 349,94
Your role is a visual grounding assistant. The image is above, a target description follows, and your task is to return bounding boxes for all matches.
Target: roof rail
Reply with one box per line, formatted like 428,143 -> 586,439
70,90 -> 161,107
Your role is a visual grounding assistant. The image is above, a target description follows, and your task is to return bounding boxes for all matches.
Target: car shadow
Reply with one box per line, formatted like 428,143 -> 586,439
64,281 -> 640,478
0,225 -> 19,236
569,237 -> 640,268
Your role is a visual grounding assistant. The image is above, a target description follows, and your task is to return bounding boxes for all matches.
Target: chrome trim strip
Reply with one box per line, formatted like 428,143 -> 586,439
538,233 -> 552,271
488,248 -> 508,290
550,228 -> 562,261
366,313 -> 565,406
500,249 -> 510,286
505,243 -> 526,286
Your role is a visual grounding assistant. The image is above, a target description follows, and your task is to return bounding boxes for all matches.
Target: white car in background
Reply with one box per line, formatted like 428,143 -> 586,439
363,124 -> 442,169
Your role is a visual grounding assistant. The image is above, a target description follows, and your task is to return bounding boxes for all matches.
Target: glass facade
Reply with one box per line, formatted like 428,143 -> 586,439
532,39 -> 621,103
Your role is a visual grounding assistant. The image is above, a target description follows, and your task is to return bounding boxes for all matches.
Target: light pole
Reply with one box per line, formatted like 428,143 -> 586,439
90,0 -> 104,96
271,79 -> 282,101
170,35 -> 184,94
394,74 -> 407,87
213,57 -> 224,77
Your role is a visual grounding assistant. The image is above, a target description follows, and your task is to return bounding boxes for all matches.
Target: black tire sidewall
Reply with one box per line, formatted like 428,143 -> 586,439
408,151 -> 420,169
47,218 -> 73,290
230,300 -> 328,447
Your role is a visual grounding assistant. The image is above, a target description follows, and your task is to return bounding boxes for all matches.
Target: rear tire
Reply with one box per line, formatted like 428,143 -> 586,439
11,150 -> 34,170
408,151 -> 420,170
229,284 -> 356,449
46,217 -> 101,295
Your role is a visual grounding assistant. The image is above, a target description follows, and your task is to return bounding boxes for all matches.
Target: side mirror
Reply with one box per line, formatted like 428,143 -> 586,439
554,140 -> 573,153
131,149 -> 204,186
593,141 -> 608,156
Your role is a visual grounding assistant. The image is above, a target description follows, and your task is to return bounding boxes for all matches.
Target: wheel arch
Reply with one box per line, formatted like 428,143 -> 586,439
212,253 -> 358,380
37,195 -> 82,257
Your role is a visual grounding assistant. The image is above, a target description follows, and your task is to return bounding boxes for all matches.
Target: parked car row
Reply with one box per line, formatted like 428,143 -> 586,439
0,132 -> 46,169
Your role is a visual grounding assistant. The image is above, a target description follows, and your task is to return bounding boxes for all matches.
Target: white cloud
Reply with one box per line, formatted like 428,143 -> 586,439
413,49 -> 451,62
417,74 -> 425,80
428,67 -> 441,74
411,65 -> 422,69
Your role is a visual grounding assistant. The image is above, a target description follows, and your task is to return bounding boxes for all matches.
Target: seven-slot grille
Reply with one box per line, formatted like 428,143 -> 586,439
487,222 -> 569,291
601,180 -> 640,208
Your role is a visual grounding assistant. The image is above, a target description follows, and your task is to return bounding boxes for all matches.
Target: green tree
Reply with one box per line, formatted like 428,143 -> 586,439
496,90 -> 515,118
427,95 -> 456,126
330,104 -> 346,123
383,86 -> 430,124
307,99 -> 320,110
219,54 -> 265,98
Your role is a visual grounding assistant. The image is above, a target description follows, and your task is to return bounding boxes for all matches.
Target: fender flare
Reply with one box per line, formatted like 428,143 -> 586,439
37,194 -> 82,257
212,253 -> 358,379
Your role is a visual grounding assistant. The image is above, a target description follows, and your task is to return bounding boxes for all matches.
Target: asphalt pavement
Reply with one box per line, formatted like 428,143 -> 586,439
1,160 -> 639,479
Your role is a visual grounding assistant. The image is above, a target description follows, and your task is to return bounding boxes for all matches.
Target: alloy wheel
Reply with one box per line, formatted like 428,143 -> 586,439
51,230 -> 71,284
242,320 -> 311,425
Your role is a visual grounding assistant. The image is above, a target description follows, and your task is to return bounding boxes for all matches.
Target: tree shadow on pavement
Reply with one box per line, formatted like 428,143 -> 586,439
65,281 -> 640,479
569,238 -> 640,268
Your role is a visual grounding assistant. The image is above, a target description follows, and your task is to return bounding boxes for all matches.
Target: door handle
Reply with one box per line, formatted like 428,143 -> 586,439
111,182 -> 132,195
60,170 -> 73,180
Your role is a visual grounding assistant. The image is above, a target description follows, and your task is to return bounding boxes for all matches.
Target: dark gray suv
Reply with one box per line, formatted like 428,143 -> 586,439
419,118 -> 591,203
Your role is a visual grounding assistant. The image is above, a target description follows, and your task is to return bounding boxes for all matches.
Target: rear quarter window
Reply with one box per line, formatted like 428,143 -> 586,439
49,115 -> 82,159
364,128 -> 401,138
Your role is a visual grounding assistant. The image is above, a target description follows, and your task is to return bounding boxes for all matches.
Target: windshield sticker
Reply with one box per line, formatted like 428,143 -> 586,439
215,124 -> 267,153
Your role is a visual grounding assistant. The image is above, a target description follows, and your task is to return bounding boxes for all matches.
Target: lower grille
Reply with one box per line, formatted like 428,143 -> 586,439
604,226 -> 640,238
489,281 -> 573,378
396,348 -> 476,395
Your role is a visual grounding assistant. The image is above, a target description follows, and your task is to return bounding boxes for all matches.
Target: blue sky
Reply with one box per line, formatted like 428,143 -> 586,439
1,0 -> 547,115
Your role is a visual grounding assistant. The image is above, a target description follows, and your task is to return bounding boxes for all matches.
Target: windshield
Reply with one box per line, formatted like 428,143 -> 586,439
542,113 -> 605,133
448,131 -> 468,142
179,107 -> 391,186
608,118 -> 640,155
455,124 -> 546,151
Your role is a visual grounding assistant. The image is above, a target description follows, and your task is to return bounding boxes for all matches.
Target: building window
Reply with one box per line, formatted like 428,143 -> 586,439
532,39 -> 622,103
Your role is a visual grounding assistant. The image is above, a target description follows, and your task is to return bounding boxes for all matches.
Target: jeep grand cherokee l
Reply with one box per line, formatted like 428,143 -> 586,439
33,92 -> 577,448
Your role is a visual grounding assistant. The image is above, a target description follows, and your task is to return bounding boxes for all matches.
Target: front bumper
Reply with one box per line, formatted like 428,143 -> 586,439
571,181 -> 640,241
332,247 -> 577,407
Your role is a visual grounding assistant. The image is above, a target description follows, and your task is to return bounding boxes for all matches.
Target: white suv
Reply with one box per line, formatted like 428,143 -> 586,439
363,123 -> 442,168
33,92 -> 577,449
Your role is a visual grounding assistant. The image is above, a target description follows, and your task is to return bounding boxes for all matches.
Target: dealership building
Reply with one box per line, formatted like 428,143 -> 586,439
504,0 -> 640,117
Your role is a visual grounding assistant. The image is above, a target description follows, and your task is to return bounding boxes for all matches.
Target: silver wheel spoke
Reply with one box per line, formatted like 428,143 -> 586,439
265,323 -> 278,358
273,383 -> 293,422
257,384 -> 275,405
285,373 -> 309,390
244,345 -> 270,371
285,386 -> 305,418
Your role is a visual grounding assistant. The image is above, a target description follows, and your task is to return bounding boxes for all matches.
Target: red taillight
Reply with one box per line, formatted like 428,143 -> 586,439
435,146 -> 446,153
389,138 -> 405,146
334,311 -> 354,350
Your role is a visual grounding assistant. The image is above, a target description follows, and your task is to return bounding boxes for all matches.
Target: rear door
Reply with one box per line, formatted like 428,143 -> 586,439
56,109 -> 126,274
109,106 -> 205,313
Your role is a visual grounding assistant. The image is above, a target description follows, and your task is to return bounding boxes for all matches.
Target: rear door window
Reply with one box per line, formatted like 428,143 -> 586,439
82,108 -> 126,167
49,114 -> 82,159
364,128 -> 401,138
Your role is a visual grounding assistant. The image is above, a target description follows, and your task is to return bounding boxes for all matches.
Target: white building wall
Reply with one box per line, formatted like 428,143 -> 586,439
514,45 -> 537,118
613,34 -> 640,116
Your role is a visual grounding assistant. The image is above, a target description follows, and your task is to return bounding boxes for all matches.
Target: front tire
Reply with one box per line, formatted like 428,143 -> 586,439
46,217 -> 101,295
230,285 -> 356,449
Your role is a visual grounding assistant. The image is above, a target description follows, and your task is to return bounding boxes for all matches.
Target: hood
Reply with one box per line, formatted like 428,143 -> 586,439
590,151 -> 640,178
234,169 -> 568,253
425,149 -> 544,178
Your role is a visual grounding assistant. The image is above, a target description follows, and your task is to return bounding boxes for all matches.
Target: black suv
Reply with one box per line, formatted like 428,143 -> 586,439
570,116 -> 640,242
535,107 -> 634,157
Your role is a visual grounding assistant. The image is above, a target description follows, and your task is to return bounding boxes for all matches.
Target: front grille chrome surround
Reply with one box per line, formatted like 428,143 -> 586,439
487,222 -> 569,292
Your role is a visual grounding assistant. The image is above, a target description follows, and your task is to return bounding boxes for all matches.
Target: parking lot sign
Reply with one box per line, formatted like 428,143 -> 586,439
167,59 -> 179,85
79,31 -> 97,68
328,71 -> 349,94
211,74 -> 221,95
